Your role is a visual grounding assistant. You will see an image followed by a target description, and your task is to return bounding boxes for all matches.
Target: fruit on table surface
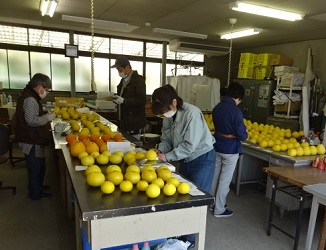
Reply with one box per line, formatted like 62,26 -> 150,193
81,155 -> 95,166
85,165 -> 102,176
101,181 -> 115,194
70,141 -> 86,157
141,170 -> 157,183
107,171 -> 124,185
146,183 -> 161,198
145,150 -> 157,161
120,180 -> 133,192
136,180 -> 149,191
96,154 -> 109,165
177,182 -> 190,194
124,171 -> 141,184
163,183 -> 177,196
86,172 -> 105,187
152,178 -> 165,189
109,154 -> 123,164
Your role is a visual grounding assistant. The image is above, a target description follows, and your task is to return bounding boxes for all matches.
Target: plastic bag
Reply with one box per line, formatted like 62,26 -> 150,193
155,239 -> 188,250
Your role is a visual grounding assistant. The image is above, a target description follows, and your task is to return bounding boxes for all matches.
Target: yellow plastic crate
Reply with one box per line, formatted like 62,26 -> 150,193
253,66 -> 272,80
256,53 -> 275,66
237,66 -> 254,79
239,53 -> 257,67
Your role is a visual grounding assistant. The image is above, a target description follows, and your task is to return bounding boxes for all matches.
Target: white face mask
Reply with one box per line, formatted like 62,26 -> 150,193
39,91 -> 47,99
119,72 -> 127,78
163,110 -> 176,118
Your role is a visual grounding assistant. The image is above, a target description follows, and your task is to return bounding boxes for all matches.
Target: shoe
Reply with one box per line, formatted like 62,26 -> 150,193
209,204 -> 215,211
214,208 -> 233,218
41,192 -> 53,200
184,241 -> 195,249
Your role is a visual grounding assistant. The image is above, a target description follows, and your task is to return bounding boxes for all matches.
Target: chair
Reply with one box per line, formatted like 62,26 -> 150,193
0,123 -> 16,195
8,113 -> 26,168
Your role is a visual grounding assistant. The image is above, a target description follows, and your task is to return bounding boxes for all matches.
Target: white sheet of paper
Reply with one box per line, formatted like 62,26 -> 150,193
107,141 -> 131,153
75,165 -> 87,171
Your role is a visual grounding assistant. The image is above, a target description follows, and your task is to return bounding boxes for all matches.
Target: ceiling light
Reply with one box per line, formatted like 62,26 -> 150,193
62,15 -> 139,33
40,0 -> 58,17
221,28 -> 262,39
230,1 -> 304,21
153,28 -> 207,39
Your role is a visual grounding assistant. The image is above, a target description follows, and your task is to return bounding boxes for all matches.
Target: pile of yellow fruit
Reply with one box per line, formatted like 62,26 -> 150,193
84,150 -> 190,198
244,119 -> 326,157
204,113 -> 214,131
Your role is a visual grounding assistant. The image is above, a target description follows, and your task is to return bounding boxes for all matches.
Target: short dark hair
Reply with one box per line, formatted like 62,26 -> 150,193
28,73 -> 52,89
151,84 -> 183,115
225,82 -> 245,101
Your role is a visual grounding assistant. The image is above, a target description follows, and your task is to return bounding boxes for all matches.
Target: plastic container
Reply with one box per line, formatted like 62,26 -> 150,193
141,241 -> 150,250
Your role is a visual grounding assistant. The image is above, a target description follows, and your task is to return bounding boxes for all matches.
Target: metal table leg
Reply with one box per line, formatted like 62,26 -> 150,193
267,176 -> 277,236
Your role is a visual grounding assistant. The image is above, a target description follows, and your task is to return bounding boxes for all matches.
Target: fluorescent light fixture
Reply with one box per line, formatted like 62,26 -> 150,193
221,28 -> 262,39
153,28 -> 207,40
40,0 -> 58,17
62,15 -> 139,33
230,1 -> 304,21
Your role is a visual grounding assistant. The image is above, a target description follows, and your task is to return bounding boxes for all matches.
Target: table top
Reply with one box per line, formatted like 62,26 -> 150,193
264,166 -> 326,187
303,184 -> 326,200
242,142 -> 314,166
61,145 -> 214,221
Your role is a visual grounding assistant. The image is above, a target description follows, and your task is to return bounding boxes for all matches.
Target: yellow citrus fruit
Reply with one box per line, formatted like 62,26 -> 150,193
107,171 -> 124,185
114,151 -> 124,157
280,144 -> 288,152
126,165 -> 141,173
141,165 -> 155,172
163,183 -> 177,196
267,140 -> 274,148
102,150 -> 112,158
287,148 -> 297,157
78,151 -> 89,160
145,150 -> 157,161
126,157 -> 136,166
90,151 -> 100,158
96,154 -> 109,165
272,144 -> 281,152
296,147 -> 304,157
177,182 -> 190,194
86,172 -> 105,187
106,165 -> 122,174
141,170 -> 157,183
310,146 -> 317,155
157,169 -> 172,181
81,155 -> 95,166
85,165 -> 101,176
303,147 -> 311,156
157,165 -> 170,173
101,181 -> 115,194
317,144 -> 326,155
301,142 -> 310,148
70,141 -> 86,157
136,180 -> 149,191
86,142 -> 100,154
124,171 -> 141,184
287,143 -> 294,150
110,154 -> 123,164
119,180 -> 133,192
123,153 -> 135,163
135,152 -> 145,160
166,177 -> 180,187
146,183 -> 161,198
259,140 -> 268,148
152,178 -> 165,189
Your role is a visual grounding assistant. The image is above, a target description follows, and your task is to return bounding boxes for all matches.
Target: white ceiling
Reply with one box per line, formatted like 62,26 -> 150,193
1,0 -> 326,50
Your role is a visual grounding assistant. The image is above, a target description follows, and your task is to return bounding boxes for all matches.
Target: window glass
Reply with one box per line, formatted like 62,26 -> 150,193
8,50 -> 29,89
94,58 -> 110,91
0,25 -> 28,45
30,52 -> 51,77
0,50 -> 9,88
166,46 -> 176,60
51,54 -> 70,91
176,52 -> 204,62
111,39 -> 143,56
75,56 -> 91,92
74,34 -> 111,53
166,64 -> 176,77
146,42 -> 163,59
29,29 -> 69,48
145,62 -> 161,95
110,60 -> 143,94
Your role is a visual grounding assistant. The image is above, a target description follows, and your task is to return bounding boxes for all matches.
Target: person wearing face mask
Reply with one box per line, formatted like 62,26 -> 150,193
15,73 -> 56,200
151,84 -> 216,249
111,55 -> 146,137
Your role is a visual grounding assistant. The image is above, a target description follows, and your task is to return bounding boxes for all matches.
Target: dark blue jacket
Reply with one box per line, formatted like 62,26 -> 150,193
212,96 -> 247,154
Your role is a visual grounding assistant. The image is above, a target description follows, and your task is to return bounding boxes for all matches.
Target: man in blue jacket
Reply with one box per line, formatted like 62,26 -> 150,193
211,82 -> 247,217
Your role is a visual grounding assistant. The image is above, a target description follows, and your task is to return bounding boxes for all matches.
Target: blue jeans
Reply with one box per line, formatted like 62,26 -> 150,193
25,145 -> 46,200
179,149 -> 216,193
178,149 -> 216,244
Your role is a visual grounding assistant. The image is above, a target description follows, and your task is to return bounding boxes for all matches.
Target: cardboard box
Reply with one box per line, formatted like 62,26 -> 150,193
270,54 -> 293,66
274,100 -> 302,112
274,66 -> 299,77
280,72 -> 305,87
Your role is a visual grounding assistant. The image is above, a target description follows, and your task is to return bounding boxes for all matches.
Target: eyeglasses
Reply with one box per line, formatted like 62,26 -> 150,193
42,85 -> 51,93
